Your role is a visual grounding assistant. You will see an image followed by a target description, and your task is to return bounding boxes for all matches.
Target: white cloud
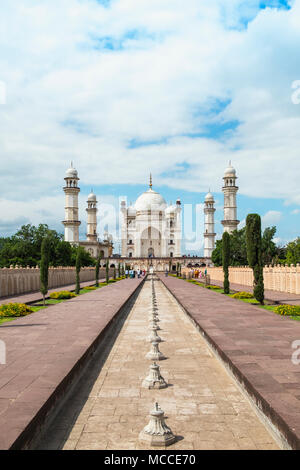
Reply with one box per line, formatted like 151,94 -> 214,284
0,0 -> 299,237
262,210 -> 282,227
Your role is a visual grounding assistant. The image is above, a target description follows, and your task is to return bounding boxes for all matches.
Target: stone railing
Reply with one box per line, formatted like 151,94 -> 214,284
205,265 -> 300,295
0,266 -> 114,298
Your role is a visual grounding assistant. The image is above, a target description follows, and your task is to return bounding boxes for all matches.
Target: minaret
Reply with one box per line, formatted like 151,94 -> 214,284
86,190 -> 98,242
62,163 -> 81,244
221,161 -> 239,233
204,191 -> 216,258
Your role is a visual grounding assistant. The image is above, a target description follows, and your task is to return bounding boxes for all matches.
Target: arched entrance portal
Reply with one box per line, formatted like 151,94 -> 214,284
140,226 -> 162,258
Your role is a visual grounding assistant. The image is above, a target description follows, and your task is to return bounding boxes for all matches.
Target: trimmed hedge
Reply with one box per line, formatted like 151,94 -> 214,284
231,291 -> 254,299
0,303 -> 33,317
50,291 -> 77,300
275,305 -> 300,316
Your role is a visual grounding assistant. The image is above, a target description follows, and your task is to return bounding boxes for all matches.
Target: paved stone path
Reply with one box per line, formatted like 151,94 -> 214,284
160,274 -> 300,449
208,278 -> 300,306
36,276 -> 279,450
0,277 -> 142,449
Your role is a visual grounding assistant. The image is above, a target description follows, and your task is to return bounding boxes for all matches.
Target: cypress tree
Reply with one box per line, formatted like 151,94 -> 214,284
113,266 -> 116,280
106,259 -> 109,284
95,252 -> 102,287
75,247 -> 82,295
222,232 -> 230,294
246,214 -> 264,304
118,262 -> 121,278
40,237 -> 50,306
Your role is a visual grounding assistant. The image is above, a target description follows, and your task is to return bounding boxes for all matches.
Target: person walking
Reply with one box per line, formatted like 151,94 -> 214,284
165,269 -> 168,277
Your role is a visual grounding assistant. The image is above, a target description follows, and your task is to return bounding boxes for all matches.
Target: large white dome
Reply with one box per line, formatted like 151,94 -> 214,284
134,189 -> 167,211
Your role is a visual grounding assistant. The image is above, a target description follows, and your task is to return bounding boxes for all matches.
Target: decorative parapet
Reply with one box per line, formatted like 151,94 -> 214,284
0,266 -> 101,298
205,264 -> 300,295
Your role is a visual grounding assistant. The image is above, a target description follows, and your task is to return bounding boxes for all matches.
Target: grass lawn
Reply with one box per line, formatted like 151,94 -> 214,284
0,277 -> 127,326
175,275 -> 300,322
0,317 -> 16,325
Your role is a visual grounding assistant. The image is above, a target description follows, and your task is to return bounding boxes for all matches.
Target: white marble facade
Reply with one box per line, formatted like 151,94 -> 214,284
120,179 -> 182,258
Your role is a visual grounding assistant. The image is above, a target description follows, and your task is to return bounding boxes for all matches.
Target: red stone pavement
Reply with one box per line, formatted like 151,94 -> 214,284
159,274 -> 300,449
207,278 -> 300,306
0,277 -> 143,449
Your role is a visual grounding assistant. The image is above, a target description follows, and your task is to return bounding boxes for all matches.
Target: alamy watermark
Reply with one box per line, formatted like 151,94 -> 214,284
291,340 -> 300,365
0,340 -> 6,365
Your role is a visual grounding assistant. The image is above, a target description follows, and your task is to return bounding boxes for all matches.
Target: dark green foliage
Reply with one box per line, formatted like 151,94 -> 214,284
75,247 -> 84,295
55,240 -> 73,266
118,262 -> 121,278
222,232 -> 230,294
106,260 -> 109,284
40,237 -> 50,305
212,239 -> 223,266
286,237 -> 300,265
246,214 -> 264,304
0,223 -> 96,268
212,225 -> 281,267
113,267 -> 116,280
95,252 -> 102,287
261,226 -> 277,265
70,246 -> 95,267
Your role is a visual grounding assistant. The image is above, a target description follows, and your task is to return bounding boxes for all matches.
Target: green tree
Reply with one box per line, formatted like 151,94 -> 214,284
229,227 -> 247,266
222,232 -> 230,294
55,240 -> 73,266
95,252 -> 102,287
113,266 -> 116,280
286,237 -> 300,265
40,237 -> 50,306
212,240 -> 223,266
246,214 -> 264,304
261,226 -> 277,265
106,260 -> 109,284
71,246 -> 95,267
75,247 -> 84,295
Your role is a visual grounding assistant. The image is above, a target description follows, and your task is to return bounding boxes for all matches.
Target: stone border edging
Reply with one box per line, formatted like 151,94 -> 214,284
6,277 -> 145,450
159,275 -> 298,450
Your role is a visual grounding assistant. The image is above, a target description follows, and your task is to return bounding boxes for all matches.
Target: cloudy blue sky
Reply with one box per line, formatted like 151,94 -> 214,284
0,0 -> 299,254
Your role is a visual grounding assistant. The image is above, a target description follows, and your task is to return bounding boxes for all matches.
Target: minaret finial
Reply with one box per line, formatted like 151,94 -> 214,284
71,161 -> 73,168
149,173 -> 152,189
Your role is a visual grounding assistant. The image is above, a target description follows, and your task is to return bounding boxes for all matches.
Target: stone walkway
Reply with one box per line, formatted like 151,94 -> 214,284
36,276 -> 279,450
0,277 -> 143,449
208,279 -> 300,306
160,274 -> 300,449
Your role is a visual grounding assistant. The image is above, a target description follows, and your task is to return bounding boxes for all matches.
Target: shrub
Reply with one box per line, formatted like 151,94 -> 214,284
246,214 -> 264,304
275,305 -> 300,316
50,291 -> 76,299
0,303 -> 33,317
206,285 -> 221,290
231,292 -> 254,299
85,286 -> 97,290
222,231 -> 230,294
